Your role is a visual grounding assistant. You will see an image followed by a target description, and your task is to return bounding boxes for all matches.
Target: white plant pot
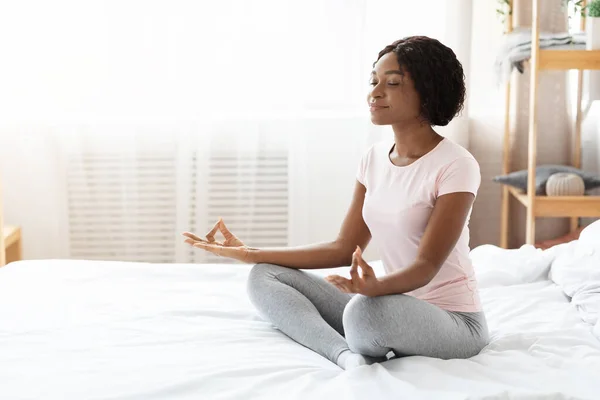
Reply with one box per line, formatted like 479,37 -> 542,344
586,17 -> 600,102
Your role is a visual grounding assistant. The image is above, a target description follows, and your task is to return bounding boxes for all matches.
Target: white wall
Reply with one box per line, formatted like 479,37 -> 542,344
465,0 -> 507,248
0,130 -> 70,260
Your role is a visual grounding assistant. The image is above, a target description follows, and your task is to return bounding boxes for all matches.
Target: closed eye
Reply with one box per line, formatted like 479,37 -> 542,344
369,81 -> 400,86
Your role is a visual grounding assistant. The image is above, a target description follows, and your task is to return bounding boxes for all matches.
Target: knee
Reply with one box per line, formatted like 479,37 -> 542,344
247,263 -> 274,287
343,294 -> 390,325
342,295 -> 388,355
246,263 -> 288,296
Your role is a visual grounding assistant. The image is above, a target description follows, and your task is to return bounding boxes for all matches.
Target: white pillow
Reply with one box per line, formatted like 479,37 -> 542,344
470,244 -> 555,288
579,219 -> 600,245
550,220 -> 600,325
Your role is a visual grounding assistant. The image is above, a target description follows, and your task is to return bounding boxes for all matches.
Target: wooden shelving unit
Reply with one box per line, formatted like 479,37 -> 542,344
501,0 -> 600,247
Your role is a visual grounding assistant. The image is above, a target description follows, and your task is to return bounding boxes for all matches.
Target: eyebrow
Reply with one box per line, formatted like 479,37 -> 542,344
371,70 -> 404,76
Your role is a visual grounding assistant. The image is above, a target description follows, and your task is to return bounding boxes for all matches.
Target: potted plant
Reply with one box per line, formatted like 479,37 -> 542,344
587,0 -> 600,49
496,0 -> 588,32
586,0 -> 600,103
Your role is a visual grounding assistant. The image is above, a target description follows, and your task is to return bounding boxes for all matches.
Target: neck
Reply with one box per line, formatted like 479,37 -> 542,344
390,119 -> 440,158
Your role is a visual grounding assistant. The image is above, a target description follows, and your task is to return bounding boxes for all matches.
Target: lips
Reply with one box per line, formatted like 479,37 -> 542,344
369,105 -> 389,112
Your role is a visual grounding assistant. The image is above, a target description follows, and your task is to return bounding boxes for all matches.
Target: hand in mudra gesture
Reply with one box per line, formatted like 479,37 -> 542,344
325,246 -> 383,296
182,218 -> 259,263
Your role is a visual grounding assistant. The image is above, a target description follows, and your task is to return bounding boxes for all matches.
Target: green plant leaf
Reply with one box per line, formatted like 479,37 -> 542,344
588,0 -> 600,17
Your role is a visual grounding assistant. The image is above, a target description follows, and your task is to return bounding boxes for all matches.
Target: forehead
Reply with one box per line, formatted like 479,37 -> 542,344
372,52 -> 400,73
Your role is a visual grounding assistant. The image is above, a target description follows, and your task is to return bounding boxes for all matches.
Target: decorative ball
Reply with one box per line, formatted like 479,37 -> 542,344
545,172 -> 585,196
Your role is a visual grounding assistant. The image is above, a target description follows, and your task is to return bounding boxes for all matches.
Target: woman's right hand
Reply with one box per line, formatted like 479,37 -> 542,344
182,218 -> 259,263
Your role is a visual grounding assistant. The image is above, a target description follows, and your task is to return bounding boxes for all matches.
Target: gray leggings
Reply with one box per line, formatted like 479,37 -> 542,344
246,263 -> 489,364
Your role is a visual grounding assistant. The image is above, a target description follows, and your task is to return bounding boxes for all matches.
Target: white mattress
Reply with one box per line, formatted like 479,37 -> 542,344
1,258 -> 599,400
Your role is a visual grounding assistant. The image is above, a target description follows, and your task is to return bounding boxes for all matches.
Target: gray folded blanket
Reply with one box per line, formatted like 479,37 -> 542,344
495,28 -> 586,85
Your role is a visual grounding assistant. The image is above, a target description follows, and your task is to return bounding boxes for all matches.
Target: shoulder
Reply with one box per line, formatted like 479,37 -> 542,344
437,138 -> 478,165
356,139 -> 390,186
433,139 -> 481,197
434,139 -> 480,175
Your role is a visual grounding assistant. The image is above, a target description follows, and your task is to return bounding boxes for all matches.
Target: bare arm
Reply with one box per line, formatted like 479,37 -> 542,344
253,180 -> 372,269
376,191 -> 475,295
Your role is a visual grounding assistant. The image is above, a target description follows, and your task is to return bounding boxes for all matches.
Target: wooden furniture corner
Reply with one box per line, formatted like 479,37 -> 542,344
0,173 -> 22,267
2,225 -> 22,266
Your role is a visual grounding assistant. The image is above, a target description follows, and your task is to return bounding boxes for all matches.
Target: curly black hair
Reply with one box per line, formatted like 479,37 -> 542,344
375,36 -> 465,127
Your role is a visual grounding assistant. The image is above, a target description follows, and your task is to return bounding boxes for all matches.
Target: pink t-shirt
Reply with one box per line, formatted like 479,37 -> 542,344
356,137 -> 482,312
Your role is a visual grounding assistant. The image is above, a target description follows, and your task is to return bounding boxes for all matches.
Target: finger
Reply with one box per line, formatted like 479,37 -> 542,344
193,241 -> 223,256
355,245 -> 364,259
338,278 -> 353,293
349,251 -> 360,289
218,219 -> 235,241
183,235 -> 210,244
194,241 -> 251,262
326,275 -> 352,293
332,282 -> 348,293
205,219 -> 222,242
356,249 -> 376,277
325,275 -> 342,286
185,237 -> 206,247
182,232 -> 205,242
186,237 -> 223,246
219,220 -> 245,247
327,278 -> 347,293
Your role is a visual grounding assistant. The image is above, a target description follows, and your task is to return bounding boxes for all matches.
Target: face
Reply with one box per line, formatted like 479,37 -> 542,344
367,52 -> 422,125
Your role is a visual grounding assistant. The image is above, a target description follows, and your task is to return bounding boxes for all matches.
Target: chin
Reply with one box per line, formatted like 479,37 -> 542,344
369,116 -> 390,126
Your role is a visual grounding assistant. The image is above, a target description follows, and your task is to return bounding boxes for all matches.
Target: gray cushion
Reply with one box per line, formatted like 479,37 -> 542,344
493,165 -> 600,195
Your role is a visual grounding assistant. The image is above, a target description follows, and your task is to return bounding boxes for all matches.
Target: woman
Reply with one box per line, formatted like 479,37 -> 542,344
183,36 -> 489,370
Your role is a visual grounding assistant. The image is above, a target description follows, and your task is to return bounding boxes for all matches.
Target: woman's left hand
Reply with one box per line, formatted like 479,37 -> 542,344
325,246 -> 384,296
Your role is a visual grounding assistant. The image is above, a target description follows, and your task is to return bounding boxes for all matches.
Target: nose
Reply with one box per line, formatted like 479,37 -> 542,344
369,84 -> 384,102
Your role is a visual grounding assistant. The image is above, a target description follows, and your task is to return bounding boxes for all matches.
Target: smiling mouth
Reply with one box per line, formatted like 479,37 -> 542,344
369,105 -> 389,112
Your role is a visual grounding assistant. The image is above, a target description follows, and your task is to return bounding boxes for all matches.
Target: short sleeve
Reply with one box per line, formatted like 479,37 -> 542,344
356,154 -> 366,185
356,144 -> 374,186
436,157 -> 481,197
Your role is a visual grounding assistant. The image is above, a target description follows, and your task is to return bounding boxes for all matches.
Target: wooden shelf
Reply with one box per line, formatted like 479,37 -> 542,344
508,187 -> 529,207
500,0 -> 596,246
508,188 -> 600,217
539,49 -> 600,70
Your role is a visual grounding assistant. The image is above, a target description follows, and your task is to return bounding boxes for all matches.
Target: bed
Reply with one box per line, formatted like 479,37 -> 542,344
1,226 -> 600,400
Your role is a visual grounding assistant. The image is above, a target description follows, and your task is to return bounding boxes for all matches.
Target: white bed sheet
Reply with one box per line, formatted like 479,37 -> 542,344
1,259 -> 599,400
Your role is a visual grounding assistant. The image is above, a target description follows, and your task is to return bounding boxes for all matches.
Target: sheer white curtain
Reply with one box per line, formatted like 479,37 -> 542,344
0,0 -> 473,262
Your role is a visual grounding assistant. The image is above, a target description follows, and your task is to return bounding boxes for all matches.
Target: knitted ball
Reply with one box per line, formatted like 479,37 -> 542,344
545,172 -> 585,196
